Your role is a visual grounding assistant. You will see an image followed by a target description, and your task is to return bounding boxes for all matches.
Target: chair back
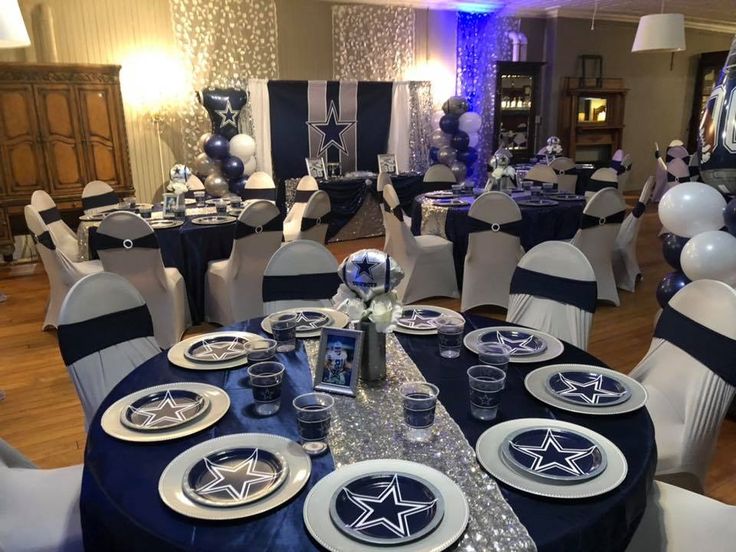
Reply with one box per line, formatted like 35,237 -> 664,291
297,190 -> 330,243
187,174 -> 205,191
31,190 -> 80,261
284,175 -> 319,231
243,171 -> 277,202
58,272 -> 160,427
549,157 -> 577,193
549,156 -> 575,173
262,239 -> 340,315
616,153 -> 633,189
423,164 -> 455,184
82,180 -> 118,214
24,205 -> 81,287
382,183 -> 418,258
586,167 -> 619,196
613,177 -> 655,292
525,164 -> 558,185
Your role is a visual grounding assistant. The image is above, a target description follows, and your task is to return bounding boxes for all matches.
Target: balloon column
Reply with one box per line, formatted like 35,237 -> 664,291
429,96 -> 482,185
192,89 -> 257,198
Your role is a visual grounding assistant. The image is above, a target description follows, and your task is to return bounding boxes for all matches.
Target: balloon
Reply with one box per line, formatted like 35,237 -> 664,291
204,173 -> 228,197
430,129 -> 451,148
450,160 -> 467,182
229,176 -> 247,197
468,132 -> 479,148
336,249 -> 405,302
221,155 -> 244,179
193,153 -> 217,177
431,110 -> 444,129
429,147 -> 439,163
451,131 -> 470,152
724,198 -> 736,236
458,111 -> 482,134
658,182 -> 726,238
437,146 -> 456,166
197,133 -> 212,150
169,164 -> 191,184
442,96 -> 469,116
656,271 -> 690,308
439,114 -> 459,134
203,134 -> 230,160
465,163 -> 474,178
243,155 -> 257,176
681,230 -> 736,286
229,133 -> 256,161
661,233 -> 689,270
457,146 -> 478,166
200,88 -> 247,140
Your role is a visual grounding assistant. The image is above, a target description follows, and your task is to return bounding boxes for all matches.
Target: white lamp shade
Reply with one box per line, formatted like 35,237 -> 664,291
632,13 -> 686,53
0,0 -> 31,48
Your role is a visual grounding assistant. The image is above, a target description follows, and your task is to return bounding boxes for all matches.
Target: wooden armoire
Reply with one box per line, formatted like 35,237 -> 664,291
0,63 -> 133,258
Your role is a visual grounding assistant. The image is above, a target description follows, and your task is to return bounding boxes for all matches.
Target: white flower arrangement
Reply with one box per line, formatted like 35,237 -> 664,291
332,284 -> 403,334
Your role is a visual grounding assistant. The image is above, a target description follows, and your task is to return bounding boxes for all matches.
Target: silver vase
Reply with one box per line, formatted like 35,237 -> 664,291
359,320 -> 386,382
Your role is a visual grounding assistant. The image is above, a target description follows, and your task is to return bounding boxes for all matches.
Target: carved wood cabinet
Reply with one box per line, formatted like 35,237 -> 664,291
0,63 -> 133,257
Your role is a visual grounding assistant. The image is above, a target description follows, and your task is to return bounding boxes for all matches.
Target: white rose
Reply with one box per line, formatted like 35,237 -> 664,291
332,284 -> 366,321
368,291 -> 402,333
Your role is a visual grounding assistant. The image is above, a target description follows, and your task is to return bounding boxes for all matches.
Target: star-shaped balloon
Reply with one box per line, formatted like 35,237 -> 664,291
307,101 -> 356,156
509,429 -> 598,477
195,449 -> 281,502
554,373 -> 628,405
127,390 -> 204,429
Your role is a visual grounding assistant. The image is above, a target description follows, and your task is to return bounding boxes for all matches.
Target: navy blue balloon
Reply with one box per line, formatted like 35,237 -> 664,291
724,198 -> 736,236
222,155 -> 244,179
656,271 -> 690,308
229,176 -> 248,197
439,114 -> 459,134
661,233 -> 689,270
465,163 -> 474,177
457,146 -> 478,165
451,131 -> 470,152
429,146 -> 439,163
204,134 -> 230,160
200,88 -> 247,140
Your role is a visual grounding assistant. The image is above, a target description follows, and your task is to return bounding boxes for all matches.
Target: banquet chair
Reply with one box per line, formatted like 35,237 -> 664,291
187,174 -> 205,191
423,164 -> 455,185
31,190 -> 81,262
570,187 -> 627,306
613,177 -> 655,292
377,172 -> 394,246
284,190 -> 330,243
461,192 -> 524,310
96,212 -> 190,348
507,241 -> 596,350
382,183 -> 458,304
0,439 -> 83,552
284,176 -> 319,239
585,167 -> 619,198
614,152 -> 632,190
262,239 -> 341,315
24,206 -> 102,330
58,272 -> 161,427
525,164 -> 558,185
243,171 -> 277,202
549,157 -> 577,193
626,481 -> 736,552
206,200 -> 283,325
81,180 -> 119,214
628,280 -> 736,492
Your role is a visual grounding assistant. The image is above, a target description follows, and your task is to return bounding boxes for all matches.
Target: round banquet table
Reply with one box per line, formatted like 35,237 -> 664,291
81,314 -> 655,552
410,193 -> 586,286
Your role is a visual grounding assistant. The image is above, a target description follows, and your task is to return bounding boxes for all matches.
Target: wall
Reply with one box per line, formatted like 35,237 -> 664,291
275,0 -> 333,80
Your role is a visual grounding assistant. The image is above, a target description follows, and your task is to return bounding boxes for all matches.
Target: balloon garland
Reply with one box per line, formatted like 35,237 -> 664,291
428,95 -> 482,185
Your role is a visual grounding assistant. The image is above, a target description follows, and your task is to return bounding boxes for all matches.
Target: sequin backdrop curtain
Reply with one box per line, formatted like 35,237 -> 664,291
169,0 -> 279,161
456,13 -> 519,181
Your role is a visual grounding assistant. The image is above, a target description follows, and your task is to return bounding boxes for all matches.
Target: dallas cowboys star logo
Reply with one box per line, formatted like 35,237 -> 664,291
193,338 -> 247,361
343,474 -> 437,538
472,391 -> 498,408
398,309 -> 440,330
195,449 -> 281,501
127,390 -> 203,428
307,101 -> 356,156
509,429 -> 598,477
493,331 -> 543,355
554,373 -> 628,405
294,311 -> 329,330
215,98 -> 240,129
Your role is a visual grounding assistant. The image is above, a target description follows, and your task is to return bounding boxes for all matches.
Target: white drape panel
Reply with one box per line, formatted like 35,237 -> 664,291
247,79 -> 273,177
388,82 -> 411,173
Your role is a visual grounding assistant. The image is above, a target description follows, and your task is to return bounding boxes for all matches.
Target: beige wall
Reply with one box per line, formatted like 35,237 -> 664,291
275,0 -> 334,80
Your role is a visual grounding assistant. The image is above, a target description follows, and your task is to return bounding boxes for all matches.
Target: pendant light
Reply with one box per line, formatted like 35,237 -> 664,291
631,1 -> 685,53
0,0 -> 31,48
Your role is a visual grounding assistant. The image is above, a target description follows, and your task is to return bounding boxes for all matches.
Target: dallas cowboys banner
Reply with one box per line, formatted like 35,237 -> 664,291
268,81 -> 394,179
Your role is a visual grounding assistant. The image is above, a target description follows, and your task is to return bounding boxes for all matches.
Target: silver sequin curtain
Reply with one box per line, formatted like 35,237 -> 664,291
408,81 -> 433,173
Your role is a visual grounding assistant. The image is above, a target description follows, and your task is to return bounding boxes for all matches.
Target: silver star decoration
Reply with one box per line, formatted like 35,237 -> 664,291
554,373 -> 628,405
127,390 -> 203,428
493,331 -> 541,355
509,429 -> 598,477
343,474 -> 437,538
195,449 -> 281,501
399,310 -> 440,330
215,98 -> 240,129
294,311 -> 328,330
193,338 -> 246,361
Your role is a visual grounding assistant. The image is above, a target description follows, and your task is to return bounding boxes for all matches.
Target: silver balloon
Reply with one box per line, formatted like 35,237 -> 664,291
442,96 -> 469,116
337,248 -> 404,302
193,153 -> 217,177
169,163 -> 191,184
204,173 -> 228,197
197,132 -> 212,150
450,160 -> 467,183
437,146 -> 457,166
430,129 -> 451,148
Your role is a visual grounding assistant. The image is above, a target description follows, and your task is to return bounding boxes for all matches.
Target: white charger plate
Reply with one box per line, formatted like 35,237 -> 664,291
304,459 -> 469,552
476,418 -> 628,499
463,326 -> 564,364
100,382 -> 229,443
393,305 -> 464,336
167,331 -> 262,370
260,307 -> 350,338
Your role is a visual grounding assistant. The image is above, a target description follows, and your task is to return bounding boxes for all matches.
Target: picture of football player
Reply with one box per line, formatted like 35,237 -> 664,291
322,340 -> 352,386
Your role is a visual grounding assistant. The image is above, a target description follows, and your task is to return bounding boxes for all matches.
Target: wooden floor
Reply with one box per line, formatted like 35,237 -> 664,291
1,203 -> 735,504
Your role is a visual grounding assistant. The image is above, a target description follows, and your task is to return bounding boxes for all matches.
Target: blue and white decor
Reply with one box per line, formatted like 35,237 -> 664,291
123,389 -> 208,431
547,372 -> 630,407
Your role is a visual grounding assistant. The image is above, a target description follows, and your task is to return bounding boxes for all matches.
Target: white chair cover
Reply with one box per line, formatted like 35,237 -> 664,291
525,164 -> 558,185
461,192 -> 523,310
585,167 -> 619,199
96,212 -> 190,348
187,174 -> 205,191
423,164 -> 455,184
262,239 -> 341,315
614,152 -> 632,190
629,280 -> 736,491
30,190 -> 80,261
613,177 -> 655,292
58,272 -> 161,428
284,176 -> 318,239
507,241 -> 596,350
549,157 -> 577,193
24,206 -> 102,330
626,481 -> 736,552
81,180 -> 118,214
571,187 -> 627,306
377,173 -> 393,250
243,171 -> 277,203
284,190 -> 330,244
0,439 -> 83,552
382,183 -> 458,304
206,200 -> 283,325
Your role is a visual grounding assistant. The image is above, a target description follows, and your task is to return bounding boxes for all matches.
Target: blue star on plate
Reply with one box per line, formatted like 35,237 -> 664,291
343,474 -> 438,538
398,309 -> 441,330
553,372 -> 629,405
195,448 -> 282,501
488,330 -> 547,356
306,101 -> 356,156
127,390 -> 204,428
509,428 -> 598,477
215,98 -> 240,129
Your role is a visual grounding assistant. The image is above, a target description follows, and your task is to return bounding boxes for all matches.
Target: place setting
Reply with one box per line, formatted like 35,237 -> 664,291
261,307 -> 350,339
430,197 -> 469,207
190,214 -> 237,226
516,198 -> 560,207
423,191 -> 455,200
464,325 -> 564,364
393,305 -> 464,336
148,219 -> 184,229
167,330 -> 266,370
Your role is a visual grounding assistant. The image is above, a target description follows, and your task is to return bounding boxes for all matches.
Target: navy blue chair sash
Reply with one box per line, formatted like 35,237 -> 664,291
82,192 -> 119,211
32,231 -> 55,250
294,190 -> 316,203
654,306 -> 736,386
234,216 -> 282,239
58,305 -> 155,365
94,232 -> 159,250
262,272 -> 341,302
580,210 -> 626,229
39,207 -> 62,224
667,173 -> 687,183
510,266 -> 597,313
632,201 -> 646,218
586,178 -> 618,193
242,188 -> 277,201
383,201 -> 404,222
301,213 -> 329,232
466,216 -> 523,237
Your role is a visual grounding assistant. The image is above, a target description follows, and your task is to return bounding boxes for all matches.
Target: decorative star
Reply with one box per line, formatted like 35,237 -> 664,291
195,449 -> 281,501
473,391 -> 498,408
554,373 -> 628,405
127,390 -> 203,428
215,98 -> 240,129
306,101 -> 356,156
343,474 -> 437,538
493,331 -> 541,355
257,386 -> 278,401
353,253 -> 379,281
399,309 -> 440,330
510,429 -> 597,477
294,311 -> 328,330
195,338 -> 246,361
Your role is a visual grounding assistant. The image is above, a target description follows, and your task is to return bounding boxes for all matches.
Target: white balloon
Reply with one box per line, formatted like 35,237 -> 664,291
458,111 -> 482,134
229,134 -> 256,161
431,110 -> 444,129
467,132 -> 479,148
658,182 -> 726,238
681,230 -> 736,286
243,155 -> 257,176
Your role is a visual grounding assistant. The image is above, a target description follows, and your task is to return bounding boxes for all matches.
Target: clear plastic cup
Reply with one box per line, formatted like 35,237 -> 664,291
477,343 -> 511,372
293,392 -> 334,455
247,361 -> 285,416
467,365 -> 506,421
400,381 -> 439,442
269,312 -> 298,352
436,316 -> 465,359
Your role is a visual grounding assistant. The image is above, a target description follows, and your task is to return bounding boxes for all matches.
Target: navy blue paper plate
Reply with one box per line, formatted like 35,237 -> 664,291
397,308 -> 444,330
183,447 -> 288,507
184,335 -> 249,363
479,329 -> 548,357
329,472 -> 445,545
546,371 -> 631,407
122,389 -> 209,432
293,310 -> 330,331
503,427 -> 607,482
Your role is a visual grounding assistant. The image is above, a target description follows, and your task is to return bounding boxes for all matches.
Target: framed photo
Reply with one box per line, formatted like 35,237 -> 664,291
377,153 -> 397,175
314,327 -> 363,397
162,193 -> 177,218
305,157 -> 327,179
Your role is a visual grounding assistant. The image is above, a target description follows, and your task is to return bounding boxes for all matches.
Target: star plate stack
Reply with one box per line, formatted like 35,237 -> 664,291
393,306 -> 464,336
261,307 -> 350,338
464,326 -> 564,363
167,331 -> 262,370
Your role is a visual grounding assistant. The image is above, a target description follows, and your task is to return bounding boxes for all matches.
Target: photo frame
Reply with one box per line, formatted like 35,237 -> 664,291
314,327 -> 363,397
162,193 -> 177,218
305,157 -> 327,179
377,153 -> 397,174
